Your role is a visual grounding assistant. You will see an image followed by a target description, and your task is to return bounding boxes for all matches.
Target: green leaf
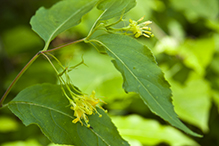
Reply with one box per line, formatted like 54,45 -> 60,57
97,0 -> 136,20
170,0 -> 218,21
66,49 -> 127,99
171,71 -> 211,132
2,139 -> 42,146
212,90 -> 219,113
8,83 -> 129,146
112,115 -> 199,146
89,34 -> 201,137
155,37 -> 215,76
0,116 -> 18,132
30,0 -> 98,50
180,38 -> 215,76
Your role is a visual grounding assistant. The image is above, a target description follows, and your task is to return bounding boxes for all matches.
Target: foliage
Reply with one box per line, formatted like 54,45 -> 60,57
1,0 -> 219,145
8,83 -> 128,146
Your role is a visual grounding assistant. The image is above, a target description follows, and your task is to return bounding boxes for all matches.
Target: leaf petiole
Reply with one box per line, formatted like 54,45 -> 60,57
85,9 -> 107,41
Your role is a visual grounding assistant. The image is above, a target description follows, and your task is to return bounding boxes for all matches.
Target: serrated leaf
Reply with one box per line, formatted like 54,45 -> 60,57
8,83 -> 129,146
30,0 -> 98,50
89,34 -> 201,137
97,0 -> 136,20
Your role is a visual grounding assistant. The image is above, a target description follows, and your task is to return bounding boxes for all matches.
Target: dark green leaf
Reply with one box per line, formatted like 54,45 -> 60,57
8,83 -> 129,146
97,0 -> 136,20
89,34 -> 201,137
30,0 -> 98,50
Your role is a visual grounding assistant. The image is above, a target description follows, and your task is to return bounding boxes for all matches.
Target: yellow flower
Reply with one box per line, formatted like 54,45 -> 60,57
70,99 -> 90,127
128,16 -> 153,38
68,91 -> 106,127
83,91 -> 106,117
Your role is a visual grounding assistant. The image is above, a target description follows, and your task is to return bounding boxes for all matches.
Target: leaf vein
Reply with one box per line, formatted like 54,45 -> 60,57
92,39 -> 178,124
48,1 -> 96,44
10,101 -> 73,119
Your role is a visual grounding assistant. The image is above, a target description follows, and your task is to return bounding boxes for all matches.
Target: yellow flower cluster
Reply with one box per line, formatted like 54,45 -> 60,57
68,91 -> 106,127
124,16 -> 154,38
42,52 -> 106,128
56,61 -> 106,127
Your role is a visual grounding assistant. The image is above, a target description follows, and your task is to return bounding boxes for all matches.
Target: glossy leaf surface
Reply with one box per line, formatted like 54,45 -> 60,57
8,83 -> 129,146
90,34 -> 201,137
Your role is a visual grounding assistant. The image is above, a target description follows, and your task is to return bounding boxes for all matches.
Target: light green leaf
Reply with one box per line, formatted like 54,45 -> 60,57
212,90 -> 219,113
89,34 -> 201,137
2,139 -> 42,146
170,0 -> 218,21
0,116 -> 18,132
112,115 -> 199,146
97,0 -> 136,20
171,71 -> 211,132
30,0 -> 98,50
8,83 -> 129,146
124,0 -> 158,20
155,37 -> 215,76
65,49 -> 127,99
181,38 -> 215,75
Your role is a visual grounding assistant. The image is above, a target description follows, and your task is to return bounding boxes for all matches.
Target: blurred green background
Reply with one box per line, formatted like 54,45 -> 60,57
0,0 -> 219,145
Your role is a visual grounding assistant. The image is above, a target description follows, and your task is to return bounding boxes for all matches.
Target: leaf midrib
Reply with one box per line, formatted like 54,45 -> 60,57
44,0 -> 96,50
91,39 -> 179,125
10,101 -> 73,118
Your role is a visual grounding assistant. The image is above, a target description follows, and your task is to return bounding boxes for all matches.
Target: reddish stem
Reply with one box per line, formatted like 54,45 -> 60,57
0,53 -> 40,107
0,38 -> 85,107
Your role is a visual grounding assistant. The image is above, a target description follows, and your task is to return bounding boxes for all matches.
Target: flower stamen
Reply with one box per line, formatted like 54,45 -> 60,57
123,16 -> 154,38
66,90 -> 106,127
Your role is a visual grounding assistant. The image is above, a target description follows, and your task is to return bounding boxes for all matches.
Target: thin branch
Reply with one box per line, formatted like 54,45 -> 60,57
41,52 -> 60,75
0,53 -> 40,107
42,38 -> 85,53
0,38 -> 85,107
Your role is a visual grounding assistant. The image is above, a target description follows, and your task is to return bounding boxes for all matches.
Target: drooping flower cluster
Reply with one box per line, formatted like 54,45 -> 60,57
42,52 -> 107,128
68,90 -> 106,127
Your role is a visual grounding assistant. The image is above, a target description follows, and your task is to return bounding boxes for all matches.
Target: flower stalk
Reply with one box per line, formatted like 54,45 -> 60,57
43,53 -> 106,127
